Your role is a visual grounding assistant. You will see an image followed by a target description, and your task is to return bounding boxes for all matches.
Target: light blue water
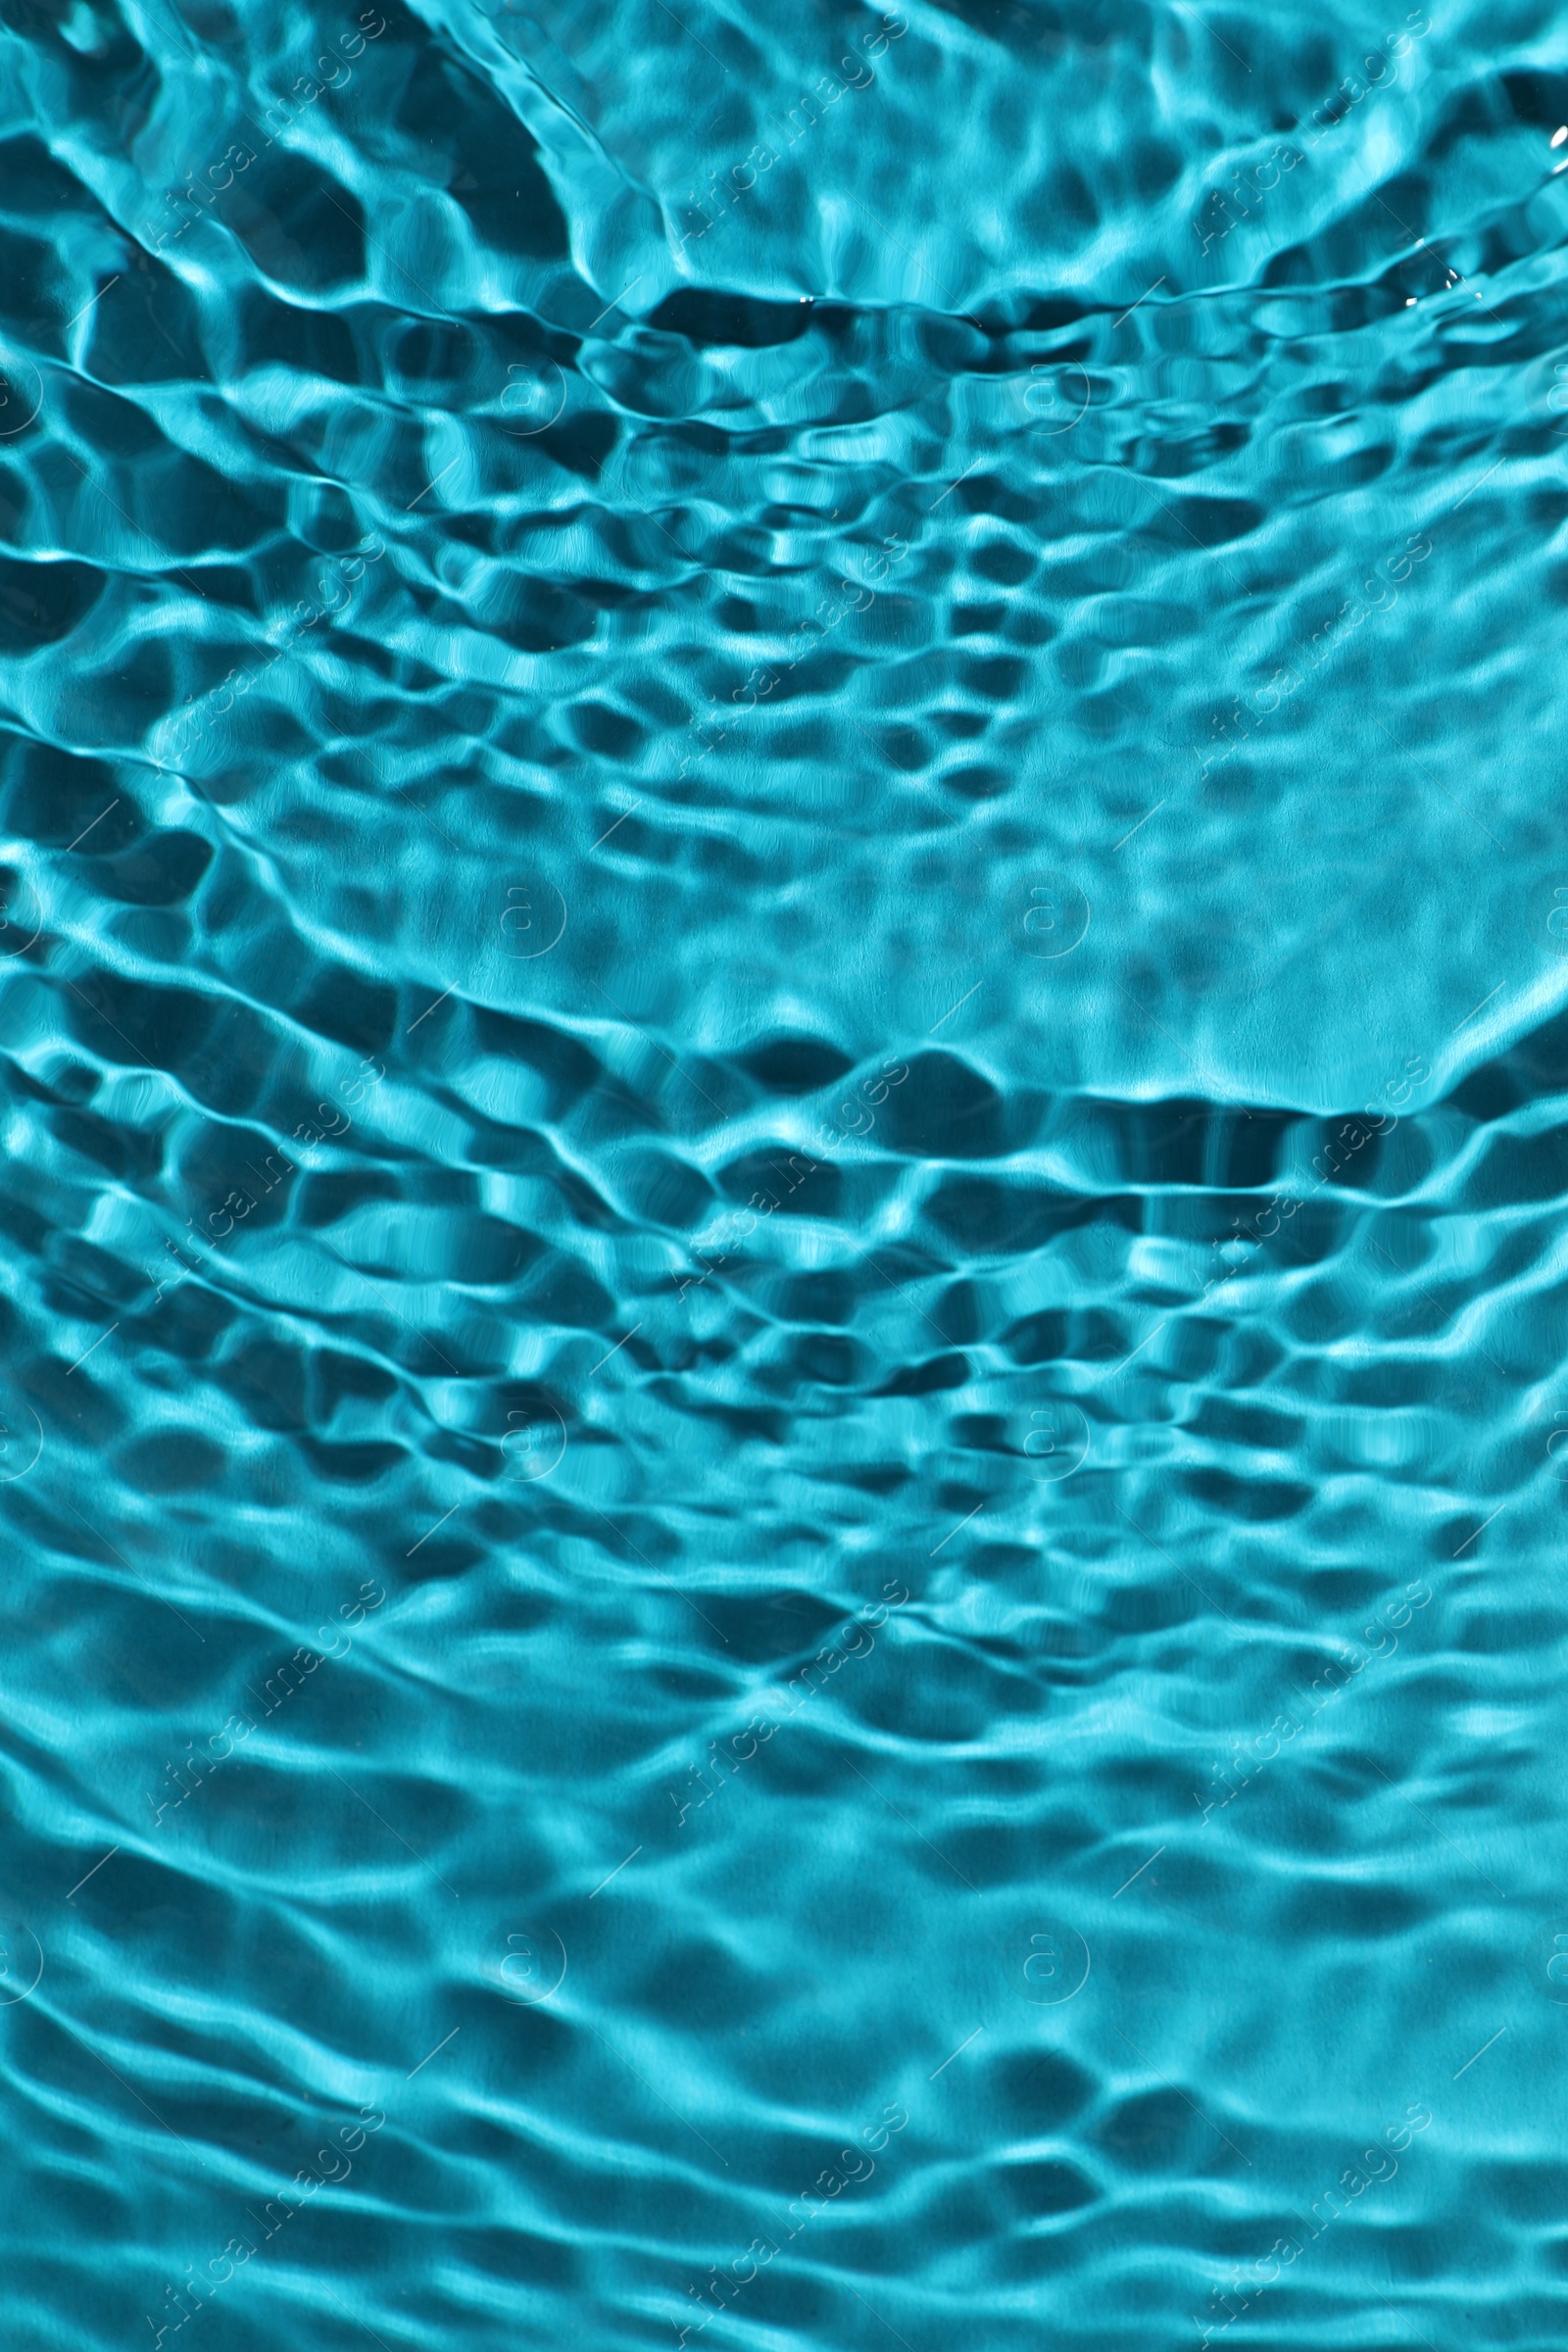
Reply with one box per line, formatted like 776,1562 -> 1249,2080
0,1 -> 1566,2346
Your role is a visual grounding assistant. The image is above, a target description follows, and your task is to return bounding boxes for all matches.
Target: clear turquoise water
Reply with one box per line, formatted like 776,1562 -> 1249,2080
1,0 -> 1566,2344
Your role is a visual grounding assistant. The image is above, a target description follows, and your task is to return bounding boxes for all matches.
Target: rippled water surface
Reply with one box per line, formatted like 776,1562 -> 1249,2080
4,0 -> 1568,2344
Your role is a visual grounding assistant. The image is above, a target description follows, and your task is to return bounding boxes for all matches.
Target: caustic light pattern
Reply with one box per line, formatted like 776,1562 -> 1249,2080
0,0 -> 1565,2348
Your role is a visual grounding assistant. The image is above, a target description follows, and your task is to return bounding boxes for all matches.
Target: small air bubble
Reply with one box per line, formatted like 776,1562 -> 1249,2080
1552,125 -> 1567,147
